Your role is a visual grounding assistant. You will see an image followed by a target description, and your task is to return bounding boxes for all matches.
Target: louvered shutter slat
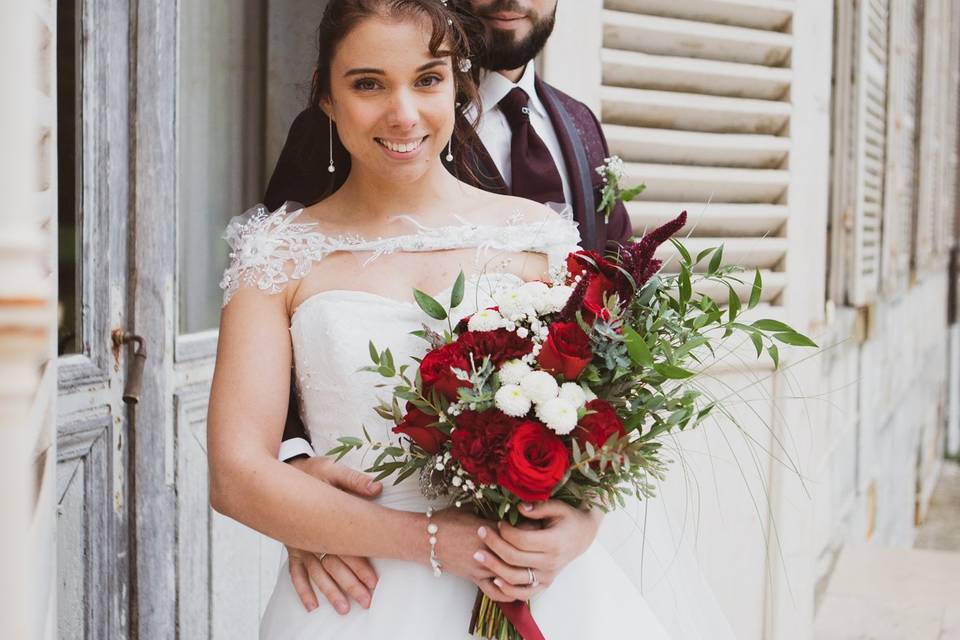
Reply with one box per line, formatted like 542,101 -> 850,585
601,49 -> 792,100
605,0 -> 793,31
627,202 -> 788,237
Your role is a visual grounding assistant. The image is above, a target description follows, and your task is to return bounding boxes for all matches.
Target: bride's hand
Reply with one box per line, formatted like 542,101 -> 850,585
474,500 -> 603,601
430,508 -> 519,602
285,456 -> 383,613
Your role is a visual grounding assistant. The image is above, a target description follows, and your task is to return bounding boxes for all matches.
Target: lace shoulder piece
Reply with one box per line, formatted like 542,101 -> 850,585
219,202 -> 331,306
473,203 -> 581,272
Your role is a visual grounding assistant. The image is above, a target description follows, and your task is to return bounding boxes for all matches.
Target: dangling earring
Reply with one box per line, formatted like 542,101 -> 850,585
328,116 -> 336,174
446,102 -> 460,163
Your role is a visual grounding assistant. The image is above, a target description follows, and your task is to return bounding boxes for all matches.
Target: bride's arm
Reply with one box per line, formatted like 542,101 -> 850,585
206,286 -> 501,594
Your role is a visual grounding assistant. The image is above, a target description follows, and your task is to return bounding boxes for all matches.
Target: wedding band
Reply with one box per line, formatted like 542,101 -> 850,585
527,567 -> 539,587
317,552 -> 329,566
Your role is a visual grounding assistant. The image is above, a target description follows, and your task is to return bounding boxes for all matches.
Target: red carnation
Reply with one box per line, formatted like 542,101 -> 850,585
392,403 -> 448,455
574,399 -> 626,451
498,421 -> 569,502
538,322 -> 592,380
450,410 -> 519,484
420,342 -> 472,400
461,329 -> 533,367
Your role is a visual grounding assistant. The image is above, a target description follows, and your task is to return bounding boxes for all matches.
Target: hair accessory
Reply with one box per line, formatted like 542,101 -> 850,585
327,116 -> 336,174
458,58 -> 472,73
426,507 -> 442,576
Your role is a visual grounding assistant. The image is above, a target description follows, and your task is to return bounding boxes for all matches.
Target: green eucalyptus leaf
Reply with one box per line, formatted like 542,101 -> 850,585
653,362 -> 695,379
727,284 -> 741,323
708,243 -> 724,274
772,331 -> 818,348
670,238 -> 692,265
750,331 -> 763,358
749,269 -> 763,309
623,326 -> 653,365
768,344 -> 780,368
368,341 -> 380,364
413,289 -> 447,321
450,271 -> 465,309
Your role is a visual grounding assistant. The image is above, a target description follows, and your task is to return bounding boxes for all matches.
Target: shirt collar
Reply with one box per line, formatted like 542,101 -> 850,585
478,64 -> 547,119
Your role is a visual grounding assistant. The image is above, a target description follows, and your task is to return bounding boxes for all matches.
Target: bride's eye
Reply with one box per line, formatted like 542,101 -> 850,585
353,78 -> 382,91
416,74 -> 444,88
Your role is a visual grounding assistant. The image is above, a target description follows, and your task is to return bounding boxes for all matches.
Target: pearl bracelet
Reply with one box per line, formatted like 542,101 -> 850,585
426,507 -> 442,577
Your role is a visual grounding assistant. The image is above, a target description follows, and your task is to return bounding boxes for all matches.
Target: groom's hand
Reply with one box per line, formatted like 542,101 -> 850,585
285,456 -> 383,613
474,500 -> 603,601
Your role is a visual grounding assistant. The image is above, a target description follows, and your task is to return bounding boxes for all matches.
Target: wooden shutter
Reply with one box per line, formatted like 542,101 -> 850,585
599,0 -> 796,310
880,0 -> 920,293
837,0 -> 889,306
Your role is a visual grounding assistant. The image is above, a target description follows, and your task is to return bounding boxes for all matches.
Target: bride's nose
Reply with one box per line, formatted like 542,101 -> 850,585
385,89 -> 420,130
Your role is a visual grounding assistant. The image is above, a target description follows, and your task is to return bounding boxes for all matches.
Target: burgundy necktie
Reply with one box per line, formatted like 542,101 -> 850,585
498,87 -> 565,205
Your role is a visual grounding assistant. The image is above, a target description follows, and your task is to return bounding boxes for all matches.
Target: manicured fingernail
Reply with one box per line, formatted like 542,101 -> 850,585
336,601 -> 349,614
521,503 -> 533,512
494,578 -> 504,588
361,596 -> 370,608
308,602 -> 318,612
477,526 -> 487,538
473,551 -> 485,562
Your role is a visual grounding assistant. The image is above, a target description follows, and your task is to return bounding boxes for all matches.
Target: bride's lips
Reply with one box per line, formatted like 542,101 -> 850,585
375,136 -> 428,160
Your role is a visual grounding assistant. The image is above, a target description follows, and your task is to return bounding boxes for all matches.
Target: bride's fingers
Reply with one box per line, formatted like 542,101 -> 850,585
321,555 -> 373,610
476,578 -> 516,603
478,526 -> 544,571
288,555 -> 320,611
472,549 -> 531,587
339,555 -> 379,592
491,577 -> 546,602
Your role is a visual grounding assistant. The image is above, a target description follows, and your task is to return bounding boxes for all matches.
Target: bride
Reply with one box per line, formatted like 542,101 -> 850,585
208,1 -> 725,638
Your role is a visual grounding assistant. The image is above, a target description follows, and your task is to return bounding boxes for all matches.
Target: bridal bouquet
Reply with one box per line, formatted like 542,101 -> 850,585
328,166 -> 815,640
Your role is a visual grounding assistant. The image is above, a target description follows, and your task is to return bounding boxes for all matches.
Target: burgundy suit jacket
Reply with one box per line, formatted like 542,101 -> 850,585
264,78 -> 633,449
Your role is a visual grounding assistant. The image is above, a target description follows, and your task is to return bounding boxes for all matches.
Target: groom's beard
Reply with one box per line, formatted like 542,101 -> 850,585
473,0 -> 557,72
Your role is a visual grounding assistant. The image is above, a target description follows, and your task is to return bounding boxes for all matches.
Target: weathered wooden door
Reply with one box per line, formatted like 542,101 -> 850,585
55,0 -> 133,638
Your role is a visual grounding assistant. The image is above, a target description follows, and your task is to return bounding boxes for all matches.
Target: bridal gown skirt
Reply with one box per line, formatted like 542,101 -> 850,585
259,482 -> 673,640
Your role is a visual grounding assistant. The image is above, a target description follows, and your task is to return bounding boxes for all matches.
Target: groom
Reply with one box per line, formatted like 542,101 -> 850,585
267,0 -> 631,613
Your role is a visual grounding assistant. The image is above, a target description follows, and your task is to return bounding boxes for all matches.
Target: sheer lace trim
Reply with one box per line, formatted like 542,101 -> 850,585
219,202 -> 581,306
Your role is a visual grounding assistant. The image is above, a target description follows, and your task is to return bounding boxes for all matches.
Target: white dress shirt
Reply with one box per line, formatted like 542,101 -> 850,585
474,64 -> 573,209
279,66 -> 574,462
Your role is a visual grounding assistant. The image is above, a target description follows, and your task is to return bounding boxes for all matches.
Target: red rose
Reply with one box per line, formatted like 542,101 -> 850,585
451,410 -> 519,484
461,329 -> 533,366
392,403 -> 448,454
420,342 -> 472,400
538,322 -> 592,380
498,421 -> 569,502
581,272 -> 616,322
566,250 -> 606,282
574,399 -> 626,451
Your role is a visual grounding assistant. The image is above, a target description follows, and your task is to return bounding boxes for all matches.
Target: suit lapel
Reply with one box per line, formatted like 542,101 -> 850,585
535,77 -> 598,250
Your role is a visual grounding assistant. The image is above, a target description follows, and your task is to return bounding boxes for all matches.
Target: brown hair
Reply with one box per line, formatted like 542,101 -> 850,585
308,0 -> 485,195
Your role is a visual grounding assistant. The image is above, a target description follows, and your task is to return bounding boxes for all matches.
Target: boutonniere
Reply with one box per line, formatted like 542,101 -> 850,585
596,155 -> 645,222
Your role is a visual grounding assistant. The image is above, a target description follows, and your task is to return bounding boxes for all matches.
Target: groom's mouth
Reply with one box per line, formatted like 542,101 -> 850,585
480,12 -> 528,30
375,136 -> 427,158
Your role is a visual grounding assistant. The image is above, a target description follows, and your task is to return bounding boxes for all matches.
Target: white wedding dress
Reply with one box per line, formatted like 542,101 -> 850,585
220,203 -> 736,640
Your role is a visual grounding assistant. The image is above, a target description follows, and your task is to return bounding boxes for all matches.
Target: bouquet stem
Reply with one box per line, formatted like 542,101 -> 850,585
469,590 -> 525,640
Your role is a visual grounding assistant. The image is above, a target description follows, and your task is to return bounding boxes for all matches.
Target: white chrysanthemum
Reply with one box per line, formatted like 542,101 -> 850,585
536,397 -> 579,435
467,308 -> 506,332
495,287 -> 534,320
499,359 -> 532,385
495,384 -> 533,417
519,281 -> 551,314
542,285 -> 574,313
558,382 -> 587,408
519,370 -> 560,404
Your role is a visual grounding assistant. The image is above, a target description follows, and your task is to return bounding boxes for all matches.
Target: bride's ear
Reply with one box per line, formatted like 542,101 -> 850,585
320,100 -> 335,124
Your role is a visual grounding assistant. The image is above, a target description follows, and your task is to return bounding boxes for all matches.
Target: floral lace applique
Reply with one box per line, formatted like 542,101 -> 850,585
219,202 -> 581,306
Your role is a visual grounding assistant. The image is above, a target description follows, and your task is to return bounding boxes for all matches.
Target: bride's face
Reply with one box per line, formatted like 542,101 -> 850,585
325,16 -> 456,184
